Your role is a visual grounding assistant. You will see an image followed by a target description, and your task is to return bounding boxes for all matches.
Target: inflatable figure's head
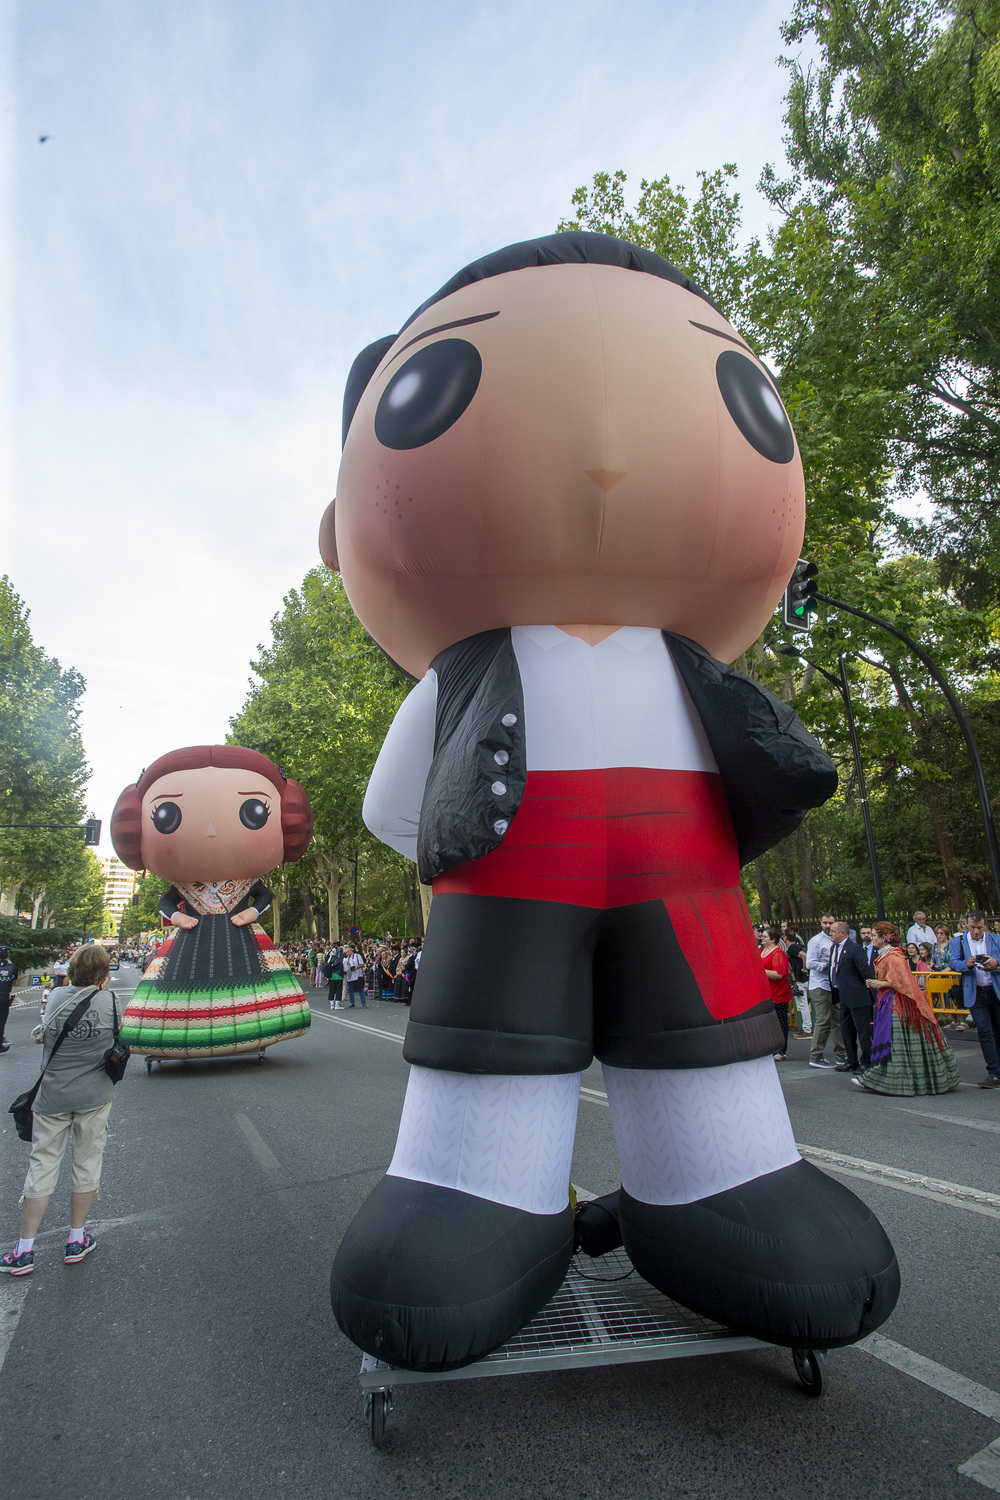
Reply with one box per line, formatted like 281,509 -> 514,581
321,232 -> 805,678
110,745 -> 313,883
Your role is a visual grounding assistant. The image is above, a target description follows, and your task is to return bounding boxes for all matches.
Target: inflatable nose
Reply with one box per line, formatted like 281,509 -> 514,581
205,821 -> 217,837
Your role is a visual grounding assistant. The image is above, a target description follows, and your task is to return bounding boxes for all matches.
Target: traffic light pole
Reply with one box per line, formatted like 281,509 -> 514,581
816,591 -> 1000,912
837,653 -> 886,920
777,644 -> 885,918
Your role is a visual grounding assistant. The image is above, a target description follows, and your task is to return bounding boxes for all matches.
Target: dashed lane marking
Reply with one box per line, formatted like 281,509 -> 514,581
234,1112 -> 286,1186
960,1438 -> 1000,1493
857,1335 -> 1000,1493
0,1281 -> 31,1376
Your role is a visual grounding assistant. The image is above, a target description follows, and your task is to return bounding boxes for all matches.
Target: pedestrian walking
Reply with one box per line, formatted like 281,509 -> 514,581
854,923 -> 960,1096
805,915 -> 845,1068
949,910 -> 1000,1089
1,944 -> 121,1276
826,921 -> 875,1073
0,944 -> 20,1055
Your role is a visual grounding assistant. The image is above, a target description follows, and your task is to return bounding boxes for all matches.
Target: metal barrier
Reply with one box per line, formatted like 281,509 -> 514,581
923,971 -> 968,1017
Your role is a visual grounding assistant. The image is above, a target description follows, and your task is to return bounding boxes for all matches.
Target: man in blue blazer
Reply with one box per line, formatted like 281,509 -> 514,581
829,923 -> 876,1072
949,911 -> 1000,1088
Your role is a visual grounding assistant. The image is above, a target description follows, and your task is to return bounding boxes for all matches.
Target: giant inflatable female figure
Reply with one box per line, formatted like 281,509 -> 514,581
322,233 -> 899,1370
111,745 -> 313,1059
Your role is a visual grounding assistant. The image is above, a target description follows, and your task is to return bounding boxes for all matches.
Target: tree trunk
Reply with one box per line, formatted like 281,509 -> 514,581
419,879 -> 433,932
796,818 -> 815,920
886,665 -> 966,913
272,893 -> 281,943
754,857 -> 773,923
301,889 -> 319,942
404,864 -> 422,936
30,888 -> 44,928
327,883 -> 340,942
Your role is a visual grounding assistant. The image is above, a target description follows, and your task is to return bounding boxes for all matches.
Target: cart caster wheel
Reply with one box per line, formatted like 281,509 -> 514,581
793,1348 -> 827,1397
145,1057 -> 153,1075
366,1388 -> 392,1447
257,1051 -> 265,1064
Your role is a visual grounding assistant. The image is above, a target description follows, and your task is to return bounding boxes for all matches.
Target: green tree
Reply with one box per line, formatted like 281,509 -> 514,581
0,576 -> 94,926
230,570 -> 412,939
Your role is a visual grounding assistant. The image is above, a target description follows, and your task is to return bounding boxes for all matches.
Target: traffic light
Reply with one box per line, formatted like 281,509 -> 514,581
84,817 -> 102,846
783,558 -> 818,630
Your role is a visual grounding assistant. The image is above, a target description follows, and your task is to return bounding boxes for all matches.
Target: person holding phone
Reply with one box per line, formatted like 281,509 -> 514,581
949,910 -> 1000,1088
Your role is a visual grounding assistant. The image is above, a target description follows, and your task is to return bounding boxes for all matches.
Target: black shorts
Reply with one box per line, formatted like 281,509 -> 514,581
404,893 -> 781,1075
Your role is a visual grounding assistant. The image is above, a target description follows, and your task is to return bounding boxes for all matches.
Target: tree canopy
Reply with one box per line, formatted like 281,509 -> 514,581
0,576 -> 104,934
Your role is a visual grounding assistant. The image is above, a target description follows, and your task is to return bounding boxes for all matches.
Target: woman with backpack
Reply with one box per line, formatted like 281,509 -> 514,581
2,943 -> 123,1276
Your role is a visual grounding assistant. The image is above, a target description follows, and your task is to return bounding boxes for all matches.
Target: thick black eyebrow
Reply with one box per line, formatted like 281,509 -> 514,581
385,311 -> 501,368
689,320 -> 753,353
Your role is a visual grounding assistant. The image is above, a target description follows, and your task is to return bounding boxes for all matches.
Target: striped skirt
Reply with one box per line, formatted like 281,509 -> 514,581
120,919 -> 311,1057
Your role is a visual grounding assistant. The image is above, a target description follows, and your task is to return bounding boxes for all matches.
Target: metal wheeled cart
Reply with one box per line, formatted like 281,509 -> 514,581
358,1244 -> 828,1447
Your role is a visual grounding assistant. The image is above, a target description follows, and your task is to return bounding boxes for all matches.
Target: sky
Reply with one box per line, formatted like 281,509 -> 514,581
3,0 -> 805,850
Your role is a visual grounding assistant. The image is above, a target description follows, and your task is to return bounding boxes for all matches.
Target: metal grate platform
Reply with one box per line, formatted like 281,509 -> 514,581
359,1247 -> 770,1388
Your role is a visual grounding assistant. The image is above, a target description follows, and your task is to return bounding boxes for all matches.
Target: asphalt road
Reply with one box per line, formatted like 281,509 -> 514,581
2,966 -> 999,1499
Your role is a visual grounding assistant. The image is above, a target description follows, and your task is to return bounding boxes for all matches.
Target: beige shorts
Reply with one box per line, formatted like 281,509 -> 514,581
23,1103 -> 113,1199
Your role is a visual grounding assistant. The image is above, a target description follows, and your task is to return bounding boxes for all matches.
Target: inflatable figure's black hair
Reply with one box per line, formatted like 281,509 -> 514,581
342,232 -> 717,444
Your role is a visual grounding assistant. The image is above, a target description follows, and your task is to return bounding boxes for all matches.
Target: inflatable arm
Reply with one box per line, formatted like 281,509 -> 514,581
362,670 -> 439,861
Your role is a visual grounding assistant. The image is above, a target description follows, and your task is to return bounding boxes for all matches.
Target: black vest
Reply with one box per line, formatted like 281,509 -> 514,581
416,629 -> 837,884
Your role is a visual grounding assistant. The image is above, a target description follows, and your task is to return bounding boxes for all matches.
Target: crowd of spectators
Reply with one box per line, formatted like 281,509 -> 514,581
276,935 -> 424,1008
754,908 -> 1000,1092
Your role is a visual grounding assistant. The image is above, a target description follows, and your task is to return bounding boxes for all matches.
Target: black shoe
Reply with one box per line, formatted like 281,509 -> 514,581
977,1075 -> 1000,1089
331,1176 -> 574,1371
618,1159 -> 899,1349
0,1042 -> 9,1054
834,1060 -> 852,1072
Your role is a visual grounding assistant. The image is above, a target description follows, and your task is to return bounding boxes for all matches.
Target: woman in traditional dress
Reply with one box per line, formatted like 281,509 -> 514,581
109,745 -> 314,1061
854,921 -> 959,1095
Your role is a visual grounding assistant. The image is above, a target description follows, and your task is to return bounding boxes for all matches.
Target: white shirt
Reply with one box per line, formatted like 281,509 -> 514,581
829,940 -> 846,984
363,627 -> 717,862
344,954 -> 364,982
907,923 -> 936,947
967,933 -> 994,987
805,931 -> 834,991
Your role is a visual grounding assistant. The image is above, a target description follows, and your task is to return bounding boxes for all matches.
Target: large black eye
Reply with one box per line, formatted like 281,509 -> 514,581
152,802 -> 182,835
716,350 -> 795,464
374,339 -> 482,449
239,798 -> 270,830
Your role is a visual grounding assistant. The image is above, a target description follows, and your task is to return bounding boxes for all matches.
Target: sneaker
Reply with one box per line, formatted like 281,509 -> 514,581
834,1060 -> 853,1072
773,1052 -> 787,1061
0,1041 -> 9,1053
809,1058 -> 835,1069
64,1232 -> 96,1264
977,1075 -> 1000,1089
0,1247 -> 34,1275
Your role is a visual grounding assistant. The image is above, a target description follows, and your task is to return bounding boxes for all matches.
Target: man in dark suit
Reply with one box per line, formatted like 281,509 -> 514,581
829,922 -> 876,1072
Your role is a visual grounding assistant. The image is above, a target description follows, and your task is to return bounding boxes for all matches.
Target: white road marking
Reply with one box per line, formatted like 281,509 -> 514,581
859,1334 -> 1000,1421
798,1145 -> 1000,1220
0,1282 -> 31,1375
311,1010 -> 406,1044
857,1335 -> 1000,1493
959,1438 -> 1000,1493
234,1112 -> 286,1185
896,1107 -> 1000,1136
580,1086 -> 609,1106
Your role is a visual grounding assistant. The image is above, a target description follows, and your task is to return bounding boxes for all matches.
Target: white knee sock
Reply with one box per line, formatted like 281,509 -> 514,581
604,1056 -> 800,1206
387,1067 -> 580,1215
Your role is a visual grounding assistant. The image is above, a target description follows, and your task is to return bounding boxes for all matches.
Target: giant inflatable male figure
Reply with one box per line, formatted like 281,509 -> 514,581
322,233 -> 899,1371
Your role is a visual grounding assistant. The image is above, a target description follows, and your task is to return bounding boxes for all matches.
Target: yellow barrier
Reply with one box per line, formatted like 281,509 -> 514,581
923,971 -> 968,1017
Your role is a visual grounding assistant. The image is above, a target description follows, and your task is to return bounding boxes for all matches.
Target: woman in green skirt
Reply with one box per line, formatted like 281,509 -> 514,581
854,921 -> 959,1096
